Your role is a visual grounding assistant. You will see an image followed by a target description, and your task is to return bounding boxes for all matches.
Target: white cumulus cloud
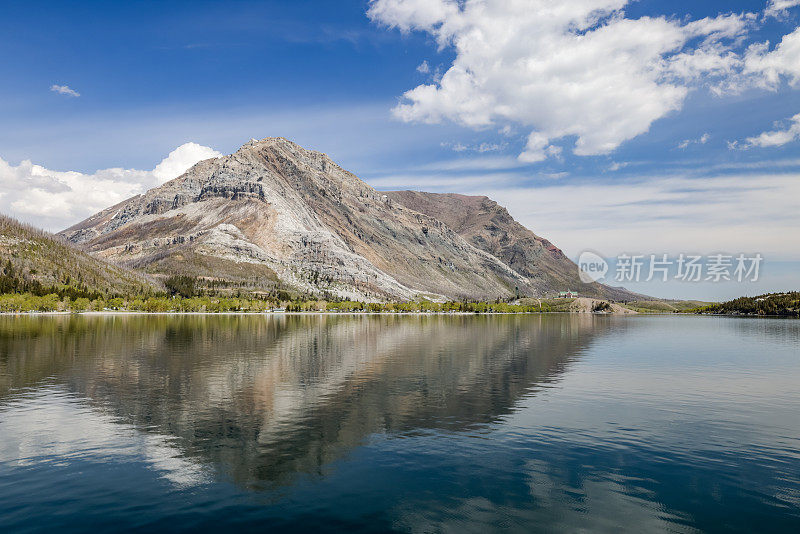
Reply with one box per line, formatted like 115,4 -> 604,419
0,142 -> 221,231
50,84 -> 80,97
152,142 -> 222,184
368,0 -> 459,32
368,0 -> 752,162
742,27 -> 800,90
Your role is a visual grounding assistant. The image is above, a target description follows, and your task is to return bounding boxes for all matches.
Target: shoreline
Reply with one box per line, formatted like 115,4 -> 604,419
0,310 -> 582,316
0,310 -> 795,318
0,310 -> 630,317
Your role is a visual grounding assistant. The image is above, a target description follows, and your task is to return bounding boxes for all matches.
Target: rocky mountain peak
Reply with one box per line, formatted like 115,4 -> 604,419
59,137 -> 638,302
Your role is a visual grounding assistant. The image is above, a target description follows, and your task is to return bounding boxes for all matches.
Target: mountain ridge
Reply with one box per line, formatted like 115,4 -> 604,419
60,137 -> 641,301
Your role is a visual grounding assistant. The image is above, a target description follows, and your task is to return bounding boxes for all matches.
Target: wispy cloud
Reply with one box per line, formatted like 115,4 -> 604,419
677,133 -> 710,149
764,0 -> 800,18
441,141 -> 506,153
484,173 -> 800,261
407,155 -> 525,173
368,172 -> 521,191
366,166 -> 800,261
608,162 -> 630,172
733,113 -> 800,149
50,84 -> 80,97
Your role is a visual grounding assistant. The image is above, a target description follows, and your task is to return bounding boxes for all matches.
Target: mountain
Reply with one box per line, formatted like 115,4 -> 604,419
60,137 -> 638,301
0,214 -> 153,296
384,191 -> 635,301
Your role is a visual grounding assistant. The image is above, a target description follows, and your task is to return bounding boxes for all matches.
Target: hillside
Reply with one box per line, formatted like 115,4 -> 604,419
0,215 -> 154,297
623,300 -> 711,313
60,137 -> 641,301
688,292 -> 800,317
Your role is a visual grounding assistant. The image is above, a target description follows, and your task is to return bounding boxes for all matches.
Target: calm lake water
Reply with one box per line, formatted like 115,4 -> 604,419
0,314 -> 798,533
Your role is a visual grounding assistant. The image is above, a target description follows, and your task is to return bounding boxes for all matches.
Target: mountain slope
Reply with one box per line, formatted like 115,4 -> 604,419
384,191 -> 637,301
60,138 -> 635,301
0,215 -> 154,295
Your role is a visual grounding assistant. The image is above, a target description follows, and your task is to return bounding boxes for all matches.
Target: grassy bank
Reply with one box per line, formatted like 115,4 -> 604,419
0,293 -> 551,314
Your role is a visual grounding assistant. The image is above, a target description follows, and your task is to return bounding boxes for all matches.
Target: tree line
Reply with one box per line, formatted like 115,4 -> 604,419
0,268 -> 561,314
689,292 -> 800,317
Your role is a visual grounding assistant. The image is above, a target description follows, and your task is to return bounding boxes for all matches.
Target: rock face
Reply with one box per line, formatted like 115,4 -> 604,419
60,138 -> 636,300
384,191 -> 636,301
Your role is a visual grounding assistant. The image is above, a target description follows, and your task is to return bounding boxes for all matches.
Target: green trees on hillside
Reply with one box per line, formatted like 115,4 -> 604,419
0,292 -> 549,314
0,214 -> 152,295
691,292 -> 799,316
0,258 -> 105,301
164,275 -> 196,298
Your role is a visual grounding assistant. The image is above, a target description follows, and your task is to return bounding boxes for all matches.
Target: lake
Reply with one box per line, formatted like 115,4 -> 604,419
0,314 -> 798,532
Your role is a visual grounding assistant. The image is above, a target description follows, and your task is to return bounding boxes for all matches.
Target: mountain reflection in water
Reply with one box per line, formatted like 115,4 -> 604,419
0,314 -> 599,489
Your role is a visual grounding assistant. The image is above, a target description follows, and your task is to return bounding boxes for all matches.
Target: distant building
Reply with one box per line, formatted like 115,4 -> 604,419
558,290 -> 578,298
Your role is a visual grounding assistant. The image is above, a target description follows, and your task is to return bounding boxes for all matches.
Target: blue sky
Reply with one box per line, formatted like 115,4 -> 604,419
1,0 -> 799,299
